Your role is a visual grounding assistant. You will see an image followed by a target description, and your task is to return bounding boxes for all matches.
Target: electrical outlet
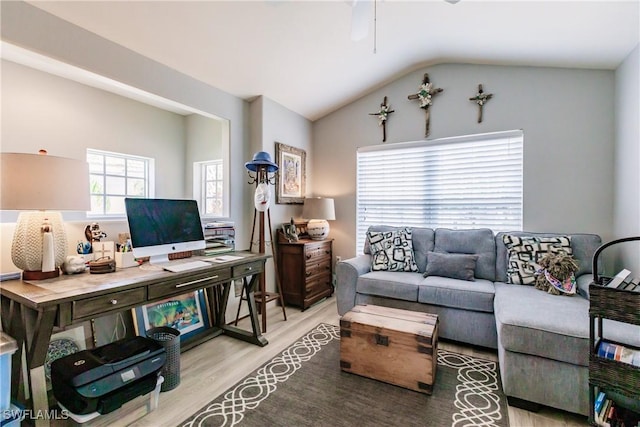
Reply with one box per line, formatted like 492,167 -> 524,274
336,256 -> 342,263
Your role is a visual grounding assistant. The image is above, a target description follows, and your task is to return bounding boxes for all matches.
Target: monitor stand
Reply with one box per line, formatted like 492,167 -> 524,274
139,254 -> 170,271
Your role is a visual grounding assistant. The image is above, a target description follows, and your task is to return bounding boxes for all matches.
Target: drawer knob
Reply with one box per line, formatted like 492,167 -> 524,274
306,254 -> 312,259
110,299 -> 118,305
325,250 -> 330,254
246,267 -> 253,271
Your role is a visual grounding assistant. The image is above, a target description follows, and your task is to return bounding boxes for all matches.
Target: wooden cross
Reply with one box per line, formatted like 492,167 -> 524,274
369,96 -> 395,142
469,84 -> 493,123
408,73 -> 443,137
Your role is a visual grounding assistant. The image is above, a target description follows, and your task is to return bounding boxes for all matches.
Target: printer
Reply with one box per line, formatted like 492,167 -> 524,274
51,336 -> 166,415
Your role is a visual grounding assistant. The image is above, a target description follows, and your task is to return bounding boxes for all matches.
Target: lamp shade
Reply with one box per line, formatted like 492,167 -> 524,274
1,152 -> 90,279
302,197 -> 335,240
302,197 -> 335,221
0,152 -> 90,211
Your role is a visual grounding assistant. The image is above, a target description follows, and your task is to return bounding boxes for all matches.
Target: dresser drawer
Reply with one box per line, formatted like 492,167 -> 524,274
304,242 -> 332,262
73,287 -> 146,320
305,273 -> 332,296
148,269 -> 231,300
305,259 -> 332,278
232,261 -> 263,278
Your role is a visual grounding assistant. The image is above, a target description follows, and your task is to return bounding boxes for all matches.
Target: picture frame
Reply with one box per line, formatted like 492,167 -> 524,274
275,142 -> 306,204
133,290 -> 211,344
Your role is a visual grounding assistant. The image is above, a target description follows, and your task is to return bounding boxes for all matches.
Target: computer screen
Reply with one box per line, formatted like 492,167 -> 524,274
124,198 -> 206,265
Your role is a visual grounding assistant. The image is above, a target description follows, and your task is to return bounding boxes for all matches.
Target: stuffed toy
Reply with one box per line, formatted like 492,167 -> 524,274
534,251 -> 580,296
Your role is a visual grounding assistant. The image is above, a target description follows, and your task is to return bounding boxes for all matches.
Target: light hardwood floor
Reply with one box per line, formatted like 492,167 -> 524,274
66,297 -> 588,427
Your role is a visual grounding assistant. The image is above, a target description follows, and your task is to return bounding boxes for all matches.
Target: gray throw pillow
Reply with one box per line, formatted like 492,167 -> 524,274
423,251 -> 479,281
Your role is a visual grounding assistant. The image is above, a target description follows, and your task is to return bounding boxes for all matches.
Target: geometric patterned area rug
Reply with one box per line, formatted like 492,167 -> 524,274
180,323 -> 509,427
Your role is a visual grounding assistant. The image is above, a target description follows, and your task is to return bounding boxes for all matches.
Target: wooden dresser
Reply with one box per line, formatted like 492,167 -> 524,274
277,230 -> 333,310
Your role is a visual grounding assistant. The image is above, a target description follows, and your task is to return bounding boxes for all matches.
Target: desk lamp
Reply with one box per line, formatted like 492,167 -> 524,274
0,151 -> 90,280
302,197 -> 335,240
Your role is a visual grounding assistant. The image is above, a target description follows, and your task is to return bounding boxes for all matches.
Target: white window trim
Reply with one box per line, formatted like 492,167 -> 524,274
193,159 -> 224,218
87,148 -> 155,219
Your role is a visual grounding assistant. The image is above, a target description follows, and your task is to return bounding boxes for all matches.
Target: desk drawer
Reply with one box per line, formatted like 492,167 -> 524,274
232,261 -> 263,278
73,288 -> 146,319
148,269 -> 231,300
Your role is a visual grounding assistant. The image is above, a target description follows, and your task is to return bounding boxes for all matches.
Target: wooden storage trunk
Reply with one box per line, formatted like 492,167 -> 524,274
339,304 -> 438,394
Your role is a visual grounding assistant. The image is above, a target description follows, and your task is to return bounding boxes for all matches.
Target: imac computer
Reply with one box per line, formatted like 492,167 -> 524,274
124,198 -> 206,266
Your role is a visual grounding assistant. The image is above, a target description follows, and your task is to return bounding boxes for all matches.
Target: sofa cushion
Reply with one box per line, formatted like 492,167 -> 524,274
494,282 -> 640,367
495,232 -> 602,283
367,228 -> 419,272
502,235 -> 572,285
423,251 -> 478,281
433,228 -> 496,281
364,226 -> 434,272
494,282 -> 589,366
418,276 -> 495,313
356,271 -> 422,302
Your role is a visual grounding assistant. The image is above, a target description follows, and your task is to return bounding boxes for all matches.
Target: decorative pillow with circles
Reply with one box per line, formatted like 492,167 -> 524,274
502,235 -> 573,285
367,228 -> 419,272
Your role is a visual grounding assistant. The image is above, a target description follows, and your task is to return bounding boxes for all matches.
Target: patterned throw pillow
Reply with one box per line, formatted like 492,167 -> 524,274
367,228 -> 419,272
503,235 -> 573,285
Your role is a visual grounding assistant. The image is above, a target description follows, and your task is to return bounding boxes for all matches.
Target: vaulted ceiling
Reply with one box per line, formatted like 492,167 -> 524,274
28,1 -> 640,121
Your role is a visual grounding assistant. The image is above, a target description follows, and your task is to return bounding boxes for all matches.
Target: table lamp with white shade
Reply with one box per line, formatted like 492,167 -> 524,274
302,197 -> 335,240
0,151 -> 90,280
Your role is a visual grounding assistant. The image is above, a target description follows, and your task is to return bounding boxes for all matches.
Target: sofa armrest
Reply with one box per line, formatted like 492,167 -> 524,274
336,255 -> 371,315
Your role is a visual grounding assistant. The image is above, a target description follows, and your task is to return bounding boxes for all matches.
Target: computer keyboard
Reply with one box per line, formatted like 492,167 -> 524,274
161,260 -> 211,273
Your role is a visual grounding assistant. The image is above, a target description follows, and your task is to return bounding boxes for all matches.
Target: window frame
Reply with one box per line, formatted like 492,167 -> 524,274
87,149 -> 155,218
193,159 -> 224,218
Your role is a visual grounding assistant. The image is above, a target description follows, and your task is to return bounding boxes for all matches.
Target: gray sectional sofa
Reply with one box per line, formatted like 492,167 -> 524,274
336,226 -> 640,416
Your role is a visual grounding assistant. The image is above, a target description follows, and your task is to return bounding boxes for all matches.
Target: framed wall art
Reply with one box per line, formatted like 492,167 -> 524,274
133,289 -> 211,344
275,142 -> 306,204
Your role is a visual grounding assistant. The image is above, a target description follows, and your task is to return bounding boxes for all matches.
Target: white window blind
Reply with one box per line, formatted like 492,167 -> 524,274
356,130 -> 523,253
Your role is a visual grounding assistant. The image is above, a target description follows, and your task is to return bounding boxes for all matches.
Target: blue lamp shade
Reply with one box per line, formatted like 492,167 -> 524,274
245,151 -> 278,173
302,197 -> 335,240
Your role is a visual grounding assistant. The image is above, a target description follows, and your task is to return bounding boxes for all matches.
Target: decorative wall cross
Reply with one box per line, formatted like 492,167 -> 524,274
368,96 -> 395,142
469,84 -> 493,123
408,73 -> 443,137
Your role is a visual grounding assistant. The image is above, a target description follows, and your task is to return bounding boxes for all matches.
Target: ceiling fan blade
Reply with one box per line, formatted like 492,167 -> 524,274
350,0 -> 373,41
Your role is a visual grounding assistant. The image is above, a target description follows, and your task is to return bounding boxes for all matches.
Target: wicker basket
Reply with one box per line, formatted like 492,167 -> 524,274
589,285 -> 640,325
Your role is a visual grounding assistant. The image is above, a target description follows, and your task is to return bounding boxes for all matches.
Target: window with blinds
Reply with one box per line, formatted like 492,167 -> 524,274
356,130 -> 523,253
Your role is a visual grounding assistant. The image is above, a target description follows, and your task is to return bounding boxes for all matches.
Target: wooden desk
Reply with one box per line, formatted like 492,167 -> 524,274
0,251 -> 268,427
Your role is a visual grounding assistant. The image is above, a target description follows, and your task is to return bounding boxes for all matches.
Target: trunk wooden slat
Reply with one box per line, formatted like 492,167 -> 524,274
339,304 -> 438,394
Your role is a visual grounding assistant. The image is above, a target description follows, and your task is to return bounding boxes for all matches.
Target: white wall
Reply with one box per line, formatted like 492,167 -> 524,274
313,63 -> 616,259
613,44 -> 640,273
1,60 -> 186,197
1,0 -> 252,255
238,95 -> 312,318
0,60 -> 189,272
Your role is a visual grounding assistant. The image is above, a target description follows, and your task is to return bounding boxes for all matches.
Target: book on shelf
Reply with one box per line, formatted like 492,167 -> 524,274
595,391 -> 607,414
607,269 -> 632,288
594,392 -> 640,427
597,340 -> 640,367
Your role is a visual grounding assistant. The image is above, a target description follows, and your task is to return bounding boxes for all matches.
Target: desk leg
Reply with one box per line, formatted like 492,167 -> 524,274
1,298 -> 27,403
221,275 -> 268,347
22,305 -> 57,427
